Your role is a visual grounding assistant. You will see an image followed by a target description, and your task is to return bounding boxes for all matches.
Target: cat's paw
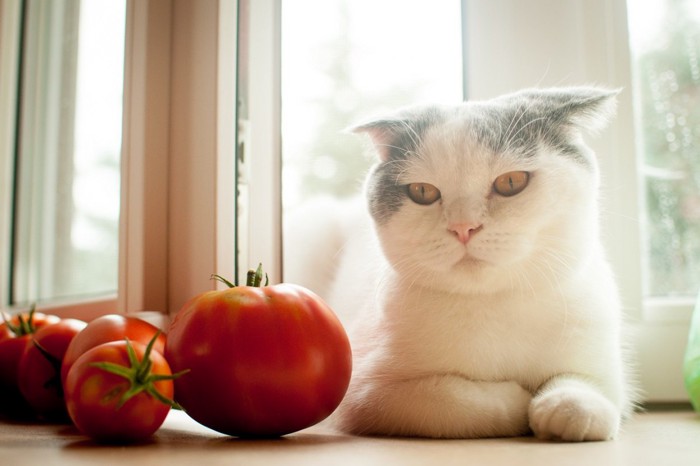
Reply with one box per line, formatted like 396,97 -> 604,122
528,385 -> 620,442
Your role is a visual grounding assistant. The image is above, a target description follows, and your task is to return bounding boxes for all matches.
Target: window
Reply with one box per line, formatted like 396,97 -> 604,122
627,0 -> 700,301
11,0 -> 125,305
1,0 -> 231,322
624,0 -> 700,402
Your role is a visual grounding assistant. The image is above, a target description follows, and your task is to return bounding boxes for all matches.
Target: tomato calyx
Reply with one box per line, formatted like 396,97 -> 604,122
212,263 -> 269,288
89,332 -> 189,410
2,304 -> 38,337
32,339 -> 64,396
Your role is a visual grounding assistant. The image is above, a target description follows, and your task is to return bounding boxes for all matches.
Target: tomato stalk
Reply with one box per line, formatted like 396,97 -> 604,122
2,303 -> 38,336
89,331 -> 189,410
212,263 -> 269,289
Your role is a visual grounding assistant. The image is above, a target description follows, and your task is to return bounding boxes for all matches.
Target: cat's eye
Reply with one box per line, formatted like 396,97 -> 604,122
493,171 -> 530,197
406,183 -> 441,205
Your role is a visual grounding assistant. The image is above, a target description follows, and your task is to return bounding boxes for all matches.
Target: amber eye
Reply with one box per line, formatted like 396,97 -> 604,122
406,183 -> 441,205
493,171 -> 530,197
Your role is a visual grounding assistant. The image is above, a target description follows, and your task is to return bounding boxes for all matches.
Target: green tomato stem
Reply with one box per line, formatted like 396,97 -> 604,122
211,274 -> 236,289
246,269 -> 257,287
3,303 -> 38,337
88,331 -> 188,410
213,263 -> 269,289
248,263 -> 268,287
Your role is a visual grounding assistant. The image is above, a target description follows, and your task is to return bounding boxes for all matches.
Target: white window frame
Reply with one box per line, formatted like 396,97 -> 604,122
166,0 -> 240,311
121,0 -> 240,320
242,0 -> 283,285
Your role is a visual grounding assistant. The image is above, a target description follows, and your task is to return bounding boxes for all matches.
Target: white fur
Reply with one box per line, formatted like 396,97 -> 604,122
284,88 -> 636,441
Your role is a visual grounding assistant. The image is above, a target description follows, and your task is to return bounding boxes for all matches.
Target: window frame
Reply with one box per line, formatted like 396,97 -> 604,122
0,0 -> 22,313
121,0 -> 240,319
241,0 -> 283,285
166,0 -> 240,312
1,0 -> 126,320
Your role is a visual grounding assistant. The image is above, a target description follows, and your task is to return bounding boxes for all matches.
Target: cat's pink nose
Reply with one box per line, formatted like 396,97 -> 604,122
448,223 -> 483,244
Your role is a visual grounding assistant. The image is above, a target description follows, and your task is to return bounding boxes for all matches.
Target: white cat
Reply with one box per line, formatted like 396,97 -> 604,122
284,87 -> 637,441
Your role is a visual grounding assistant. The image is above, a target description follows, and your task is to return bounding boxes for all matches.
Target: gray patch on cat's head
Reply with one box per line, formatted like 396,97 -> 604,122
471,87 -> 619,165
351,105 -> 448,222
352,87 -> 618,224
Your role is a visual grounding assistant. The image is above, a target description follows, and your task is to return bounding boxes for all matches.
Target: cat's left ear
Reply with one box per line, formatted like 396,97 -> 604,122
537,86 -> 620,133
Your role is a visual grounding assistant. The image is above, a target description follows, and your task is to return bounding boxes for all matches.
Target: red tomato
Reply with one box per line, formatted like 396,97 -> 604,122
0,308 -> 60,418
61,314 -> 166,387
64,338 -> 177,443
165,266 -> 352,437
18,318 -> 87,421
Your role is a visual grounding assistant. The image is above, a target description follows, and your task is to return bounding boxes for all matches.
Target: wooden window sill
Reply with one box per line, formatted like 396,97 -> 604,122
1,409 -> 699,465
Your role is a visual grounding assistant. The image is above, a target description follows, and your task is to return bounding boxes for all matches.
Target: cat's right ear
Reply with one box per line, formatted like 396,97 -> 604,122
348,105 -> 442,161
346,118 -> 407,162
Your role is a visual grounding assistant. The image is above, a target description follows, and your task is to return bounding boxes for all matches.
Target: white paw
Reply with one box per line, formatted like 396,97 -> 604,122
529,386 -> 620,441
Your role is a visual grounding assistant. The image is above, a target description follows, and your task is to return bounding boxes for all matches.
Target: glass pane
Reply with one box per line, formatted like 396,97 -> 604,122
12,0 -> 126,303
628,0 -> 700,298
281,0 -> 463,280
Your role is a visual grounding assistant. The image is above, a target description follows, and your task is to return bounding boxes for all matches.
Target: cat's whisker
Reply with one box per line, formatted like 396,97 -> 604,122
501,103 -> 527,148
375,143 -> 414,158
507,266 -> 535,299
535,243 -> 577,274
396,117 -> 425,153
503,116 -> 549,155
501,101 -> 535,152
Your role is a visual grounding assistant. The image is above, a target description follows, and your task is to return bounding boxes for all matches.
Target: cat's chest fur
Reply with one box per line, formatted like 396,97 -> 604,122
359,269 -> 610,392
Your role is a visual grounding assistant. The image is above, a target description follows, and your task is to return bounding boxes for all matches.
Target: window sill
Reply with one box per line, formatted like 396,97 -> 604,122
7,297 -> 170,330
643,297 -> 695,323
1,409 -> 699,465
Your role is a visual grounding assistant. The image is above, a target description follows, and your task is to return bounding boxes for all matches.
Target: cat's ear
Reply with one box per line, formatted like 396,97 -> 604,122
347,118 -> 411,162
348,106 -> 443,162
525,86 -> 620,133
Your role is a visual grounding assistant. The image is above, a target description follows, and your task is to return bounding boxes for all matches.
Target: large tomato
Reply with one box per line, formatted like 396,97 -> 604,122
61,314 -> 166,387
165,266 -> 352,437
0,307 -> 60,418
18,318 -> 87,421
64,336 -> 180,443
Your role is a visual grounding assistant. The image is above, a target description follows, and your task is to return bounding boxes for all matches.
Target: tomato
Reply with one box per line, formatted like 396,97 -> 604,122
0,307 -> 60,418
61,314 -> 166,388
64,336 -> 181,443
165,265 -> 352,437
18,318 -> 87,421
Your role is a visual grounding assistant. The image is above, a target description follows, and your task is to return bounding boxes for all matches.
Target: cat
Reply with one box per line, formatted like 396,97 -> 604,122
283,87 -> 638,441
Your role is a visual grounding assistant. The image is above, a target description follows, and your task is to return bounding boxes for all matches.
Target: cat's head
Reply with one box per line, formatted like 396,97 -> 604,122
353,87 -> 617,294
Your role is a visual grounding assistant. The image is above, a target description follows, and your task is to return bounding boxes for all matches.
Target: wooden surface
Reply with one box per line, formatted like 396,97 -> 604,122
2,409 -> 700,465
